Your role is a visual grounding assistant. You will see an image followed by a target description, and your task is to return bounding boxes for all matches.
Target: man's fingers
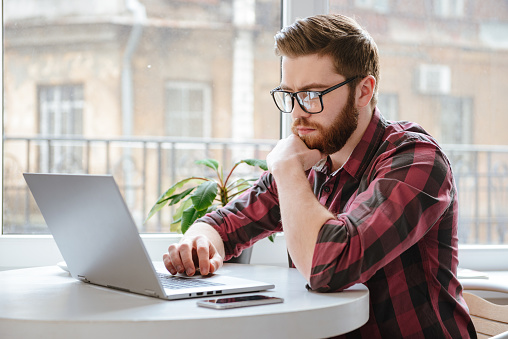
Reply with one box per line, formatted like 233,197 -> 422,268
195,236 -> 211,275
162,252 -> 177,275
178,241 -> 197,276
209,251 -> 224,274
163,235 -> 223,276
166,243 -> 186,274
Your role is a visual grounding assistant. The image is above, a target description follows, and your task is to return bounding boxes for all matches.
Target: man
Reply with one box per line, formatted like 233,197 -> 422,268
163,14 -> 476,338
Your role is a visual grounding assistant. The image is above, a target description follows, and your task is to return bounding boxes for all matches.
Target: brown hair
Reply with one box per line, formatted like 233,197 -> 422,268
274,14 -> 380,107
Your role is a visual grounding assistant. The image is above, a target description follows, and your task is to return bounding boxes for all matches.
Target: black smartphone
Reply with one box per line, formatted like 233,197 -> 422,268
196,294 -> 284,309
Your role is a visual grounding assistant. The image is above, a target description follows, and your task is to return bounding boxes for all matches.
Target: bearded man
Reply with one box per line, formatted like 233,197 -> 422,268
162,14 -> 476,338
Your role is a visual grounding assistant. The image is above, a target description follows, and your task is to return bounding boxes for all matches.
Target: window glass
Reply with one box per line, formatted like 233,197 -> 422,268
3,0 -> 281,234
330,0 -> 508,244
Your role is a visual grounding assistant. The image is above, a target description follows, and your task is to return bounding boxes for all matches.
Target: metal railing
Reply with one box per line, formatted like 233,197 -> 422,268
3,136 -> 508,244
2,135 -> 277,234
445,144 -> 508,244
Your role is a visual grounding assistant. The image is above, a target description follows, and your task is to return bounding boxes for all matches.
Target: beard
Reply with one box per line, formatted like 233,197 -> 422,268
291,89 -> 358,155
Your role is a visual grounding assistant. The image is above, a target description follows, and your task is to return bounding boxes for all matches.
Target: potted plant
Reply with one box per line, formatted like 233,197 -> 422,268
145,158 -> 272,263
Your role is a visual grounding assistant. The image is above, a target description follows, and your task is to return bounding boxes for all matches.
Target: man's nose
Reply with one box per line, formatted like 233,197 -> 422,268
291,101 -> 312,120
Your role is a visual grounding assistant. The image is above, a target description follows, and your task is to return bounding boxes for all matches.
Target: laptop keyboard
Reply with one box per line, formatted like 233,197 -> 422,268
157,272 -> 224,290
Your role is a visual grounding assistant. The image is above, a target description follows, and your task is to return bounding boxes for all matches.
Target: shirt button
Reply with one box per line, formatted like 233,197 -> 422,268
323,186 -> 330,193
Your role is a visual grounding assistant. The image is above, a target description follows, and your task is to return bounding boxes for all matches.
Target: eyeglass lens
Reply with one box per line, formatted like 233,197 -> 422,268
273,91 -> 322,113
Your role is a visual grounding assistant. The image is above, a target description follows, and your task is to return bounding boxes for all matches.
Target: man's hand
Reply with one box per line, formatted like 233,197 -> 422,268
265,134 -> 332,281
163,223 -> 225,276
267,134 -> 324,174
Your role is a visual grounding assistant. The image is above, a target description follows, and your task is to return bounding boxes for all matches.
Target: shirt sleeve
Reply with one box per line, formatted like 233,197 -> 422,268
309,137 -> 456,292
196,171 -> 282,260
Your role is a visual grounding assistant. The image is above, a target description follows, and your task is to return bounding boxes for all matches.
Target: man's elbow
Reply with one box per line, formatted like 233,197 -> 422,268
307,270 -> 358,292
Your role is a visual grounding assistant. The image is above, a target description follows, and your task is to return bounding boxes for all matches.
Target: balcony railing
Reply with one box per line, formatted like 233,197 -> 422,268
444,144 -> 508,244
3,135 -> 277,234
3,136 -> 508,244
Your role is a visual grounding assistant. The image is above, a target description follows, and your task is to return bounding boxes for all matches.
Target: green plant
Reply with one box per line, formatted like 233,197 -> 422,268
145,158 -> 273,241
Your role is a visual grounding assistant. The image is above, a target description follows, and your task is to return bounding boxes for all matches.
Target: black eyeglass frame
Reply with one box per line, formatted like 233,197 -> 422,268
270,76 -> 360,114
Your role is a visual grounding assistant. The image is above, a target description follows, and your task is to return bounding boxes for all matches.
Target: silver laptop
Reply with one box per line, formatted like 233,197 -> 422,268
23,173 -> 274,300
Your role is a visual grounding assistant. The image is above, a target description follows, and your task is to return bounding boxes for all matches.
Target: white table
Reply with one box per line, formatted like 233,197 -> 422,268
458,269 -> 508,302
0,263 -> 369,339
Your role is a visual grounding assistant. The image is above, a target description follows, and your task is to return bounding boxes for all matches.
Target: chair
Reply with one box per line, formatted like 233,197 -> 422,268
463,292 -> 508,338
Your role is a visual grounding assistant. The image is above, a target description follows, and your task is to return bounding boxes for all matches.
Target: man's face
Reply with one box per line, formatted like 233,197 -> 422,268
291,88 -> 358,154
281,54 -> 358,155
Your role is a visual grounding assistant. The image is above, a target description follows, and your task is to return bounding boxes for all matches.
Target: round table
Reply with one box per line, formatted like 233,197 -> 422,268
0,263 -> 369,339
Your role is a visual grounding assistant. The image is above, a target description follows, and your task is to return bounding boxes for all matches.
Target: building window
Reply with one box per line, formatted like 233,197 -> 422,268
377,93 -> 399,121
354,0 -> 390,13
38,84 -> 84,173
433,0 -> 465,18
165,82 -> 211,138
440,96 -> 473,145
416,64 -> 451,96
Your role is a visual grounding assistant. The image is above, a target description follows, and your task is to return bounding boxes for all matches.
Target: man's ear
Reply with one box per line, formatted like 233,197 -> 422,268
356,75 -> 376,108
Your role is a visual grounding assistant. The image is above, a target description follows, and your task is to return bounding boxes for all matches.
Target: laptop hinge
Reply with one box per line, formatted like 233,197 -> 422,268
144,289 -> 159,297
77,275 -> 90,283
107,285 -> 130,293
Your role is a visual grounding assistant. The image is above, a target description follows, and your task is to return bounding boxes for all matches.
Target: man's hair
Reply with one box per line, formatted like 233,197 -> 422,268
274,14 -> 380,107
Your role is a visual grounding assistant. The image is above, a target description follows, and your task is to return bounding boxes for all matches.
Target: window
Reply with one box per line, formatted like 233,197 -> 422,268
38,84 -> 84,173
377,93 -> 399,121
354,0 -> 390,13
434,0 -> 465,18
440,96 -> 473,145
165,81 -> 211,138
2,0 -> 508,271
416,64 -> 451,95
2,0 -> 281,235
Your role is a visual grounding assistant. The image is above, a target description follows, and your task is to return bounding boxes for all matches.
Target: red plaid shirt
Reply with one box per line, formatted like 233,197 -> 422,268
199,109 -> 476,338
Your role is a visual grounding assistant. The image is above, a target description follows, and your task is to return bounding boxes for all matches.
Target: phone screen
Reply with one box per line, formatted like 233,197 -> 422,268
197,295 -> 283,309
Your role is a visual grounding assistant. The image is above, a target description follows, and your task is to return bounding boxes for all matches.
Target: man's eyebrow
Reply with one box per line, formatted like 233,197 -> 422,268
279,83 -> 330,92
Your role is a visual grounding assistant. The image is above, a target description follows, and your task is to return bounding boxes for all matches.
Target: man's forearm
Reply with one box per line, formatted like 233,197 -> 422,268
273,165 -> 335,281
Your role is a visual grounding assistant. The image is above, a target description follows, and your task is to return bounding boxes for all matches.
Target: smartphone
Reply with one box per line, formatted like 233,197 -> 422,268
196,295 -> 284,309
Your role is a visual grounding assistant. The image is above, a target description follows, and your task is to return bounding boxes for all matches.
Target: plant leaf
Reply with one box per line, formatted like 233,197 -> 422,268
181,206 -> 207,234
228,178 -> 251,190
227,178 -> 257,190
191,181 -> 218,211
195,159 -> 220,172
144,177 -> 205,223
172,197 -> 193,223
144,200 -> 168,223
167,187 -> 195,206
227,186 -> 250,201
240,159 -> 268,171
145,197 -> 169,223
170,220 -> 181,233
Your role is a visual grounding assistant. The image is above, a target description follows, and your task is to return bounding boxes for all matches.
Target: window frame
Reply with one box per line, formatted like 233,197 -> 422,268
2,0 -> 508,271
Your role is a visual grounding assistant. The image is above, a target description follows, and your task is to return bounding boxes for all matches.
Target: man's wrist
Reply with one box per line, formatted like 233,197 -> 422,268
270,157 -> 305,179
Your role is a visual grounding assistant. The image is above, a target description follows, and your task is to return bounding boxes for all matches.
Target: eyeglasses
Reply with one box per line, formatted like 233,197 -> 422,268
270,76 -> 359,114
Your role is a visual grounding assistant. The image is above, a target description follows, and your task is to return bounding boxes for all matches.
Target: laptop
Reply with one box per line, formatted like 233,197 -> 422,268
23,173 -> 274,300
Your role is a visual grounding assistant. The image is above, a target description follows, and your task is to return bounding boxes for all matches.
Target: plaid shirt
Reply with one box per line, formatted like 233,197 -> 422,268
199,109 -> 476,338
